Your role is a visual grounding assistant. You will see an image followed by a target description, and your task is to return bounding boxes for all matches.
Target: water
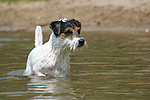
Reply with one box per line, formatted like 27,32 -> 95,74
0,31 -> 150,100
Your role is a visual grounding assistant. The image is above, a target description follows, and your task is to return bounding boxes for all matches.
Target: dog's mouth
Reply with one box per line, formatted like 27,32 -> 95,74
67,38 -> 88,52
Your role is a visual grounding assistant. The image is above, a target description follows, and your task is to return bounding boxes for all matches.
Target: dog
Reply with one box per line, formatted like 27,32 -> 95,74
23,18 -> 86,77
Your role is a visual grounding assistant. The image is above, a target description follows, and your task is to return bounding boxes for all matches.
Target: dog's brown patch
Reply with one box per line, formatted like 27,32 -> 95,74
74,27 -> 80,33
66,27 -> 74,32
67,35 -> 74,40
59,33 -> 67,39
59,26 -> 81,40
65,27 -> 80,34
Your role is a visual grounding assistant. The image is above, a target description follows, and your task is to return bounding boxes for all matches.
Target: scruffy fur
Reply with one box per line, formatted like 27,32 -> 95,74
23,18 -> 86,77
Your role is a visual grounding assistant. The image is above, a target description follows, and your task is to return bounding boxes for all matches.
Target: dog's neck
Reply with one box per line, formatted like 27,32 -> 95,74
45,32 -> 70,77
48,32 -> 69,53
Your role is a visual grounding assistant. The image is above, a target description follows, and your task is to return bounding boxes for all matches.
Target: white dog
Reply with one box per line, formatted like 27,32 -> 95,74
23,18 -> 86,77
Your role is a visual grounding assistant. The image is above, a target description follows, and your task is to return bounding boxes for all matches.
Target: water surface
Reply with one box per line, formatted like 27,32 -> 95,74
0,31 -> 150,99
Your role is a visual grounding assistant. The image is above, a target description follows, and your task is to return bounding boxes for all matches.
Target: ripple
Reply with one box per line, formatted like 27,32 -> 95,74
0,38 -> 17,41
0,91 -> 27,97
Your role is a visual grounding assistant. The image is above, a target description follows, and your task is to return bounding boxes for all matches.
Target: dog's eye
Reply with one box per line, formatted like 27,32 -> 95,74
77,29 -> 81,34
65,30 -> 73,36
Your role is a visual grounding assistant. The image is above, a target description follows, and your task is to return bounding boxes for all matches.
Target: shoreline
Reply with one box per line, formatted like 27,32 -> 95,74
0,0 -> 150,33
0,26 -> 148,34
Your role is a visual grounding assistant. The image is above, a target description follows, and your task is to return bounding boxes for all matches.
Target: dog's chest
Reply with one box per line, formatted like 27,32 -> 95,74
40,52 -> 70,77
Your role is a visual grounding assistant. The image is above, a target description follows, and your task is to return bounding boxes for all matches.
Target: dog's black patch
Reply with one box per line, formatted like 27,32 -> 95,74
49,19 -> 81,37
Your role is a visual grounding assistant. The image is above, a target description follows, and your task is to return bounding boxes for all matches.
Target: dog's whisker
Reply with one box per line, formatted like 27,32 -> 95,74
70,47 -> 72,50
84,41 -> 88,48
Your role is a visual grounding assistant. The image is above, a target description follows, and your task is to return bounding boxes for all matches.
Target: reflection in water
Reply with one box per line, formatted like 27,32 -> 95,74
27,77 -> 71,99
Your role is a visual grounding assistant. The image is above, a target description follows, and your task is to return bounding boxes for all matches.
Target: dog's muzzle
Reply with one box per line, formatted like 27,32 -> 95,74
78,39 -> 85,47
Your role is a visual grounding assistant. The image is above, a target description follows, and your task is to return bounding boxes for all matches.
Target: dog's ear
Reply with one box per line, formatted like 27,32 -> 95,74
69,19 -> 81,28
49,21 -> 62,36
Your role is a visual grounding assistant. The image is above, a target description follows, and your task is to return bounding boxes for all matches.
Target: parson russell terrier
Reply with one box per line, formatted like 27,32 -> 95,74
23,18 -> 87,77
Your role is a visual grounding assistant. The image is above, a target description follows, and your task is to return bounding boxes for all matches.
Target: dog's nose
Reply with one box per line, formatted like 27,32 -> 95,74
78,39 -> 85,47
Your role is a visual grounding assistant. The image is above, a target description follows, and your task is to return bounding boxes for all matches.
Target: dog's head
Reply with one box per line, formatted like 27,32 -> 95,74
49,18 -> 86,50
